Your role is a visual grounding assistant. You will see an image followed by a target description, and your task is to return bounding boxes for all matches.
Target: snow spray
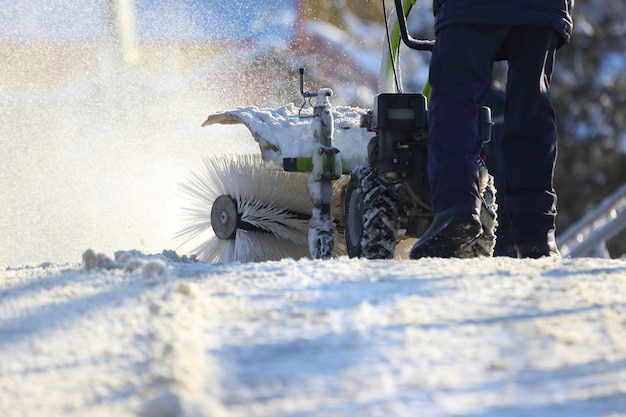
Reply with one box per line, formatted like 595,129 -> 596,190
0,1 -> 295,265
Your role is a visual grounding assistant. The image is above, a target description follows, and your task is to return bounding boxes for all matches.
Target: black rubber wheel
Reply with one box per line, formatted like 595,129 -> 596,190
344,166 -> 399,259
458,170 -> 498,257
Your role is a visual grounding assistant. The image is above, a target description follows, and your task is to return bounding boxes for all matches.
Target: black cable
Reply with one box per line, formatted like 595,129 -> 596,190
382,0 -> 402,93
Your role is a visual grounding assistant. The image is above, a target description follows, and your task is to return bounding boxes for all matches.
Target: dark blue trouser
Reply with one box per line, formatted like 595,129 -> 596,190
427,24 -> 560,246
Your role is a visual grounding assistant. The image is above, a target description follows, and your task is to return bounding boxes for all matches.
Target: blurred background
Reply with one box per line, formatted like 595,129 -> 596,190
0,0 -> 624,264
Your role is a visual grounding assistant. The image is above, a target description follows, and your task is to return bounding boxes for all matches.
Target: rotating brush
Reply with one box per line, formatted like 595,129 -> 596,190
176,154 -> 346,263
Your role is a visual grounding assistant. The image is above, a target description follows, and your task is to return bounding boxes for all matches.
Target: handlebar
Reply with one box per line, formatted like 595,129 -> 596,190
393,0 -> 435,51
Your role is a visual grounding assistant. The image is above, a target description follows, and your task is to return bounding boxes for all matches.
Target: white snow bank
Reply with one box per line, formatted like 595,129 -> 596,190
2,251 -> 626,417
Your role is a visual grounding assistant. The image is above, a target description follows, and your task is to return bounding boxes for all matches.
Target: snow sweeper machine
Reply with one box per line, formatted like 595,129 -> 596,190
177,0 -> 498,263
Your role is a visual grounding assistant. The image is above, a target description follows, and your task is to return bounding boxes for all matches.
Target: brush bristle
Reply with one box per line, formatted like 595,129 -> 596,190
176,154 -> 318,263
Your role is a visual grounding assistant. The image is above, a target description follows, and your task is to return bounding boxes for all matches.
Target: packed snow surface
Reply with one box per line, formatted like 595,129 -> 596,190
2,251 -> 626,417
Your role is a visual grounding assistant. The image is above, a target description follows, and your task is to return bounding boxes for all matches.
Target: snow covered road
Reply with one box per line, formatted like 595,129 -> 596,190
2,252 -> 626,417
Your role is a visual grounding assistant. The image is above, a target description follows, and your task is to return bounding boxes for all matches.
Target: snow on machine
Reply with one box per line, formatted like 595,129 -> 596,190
178,0 -> 498,263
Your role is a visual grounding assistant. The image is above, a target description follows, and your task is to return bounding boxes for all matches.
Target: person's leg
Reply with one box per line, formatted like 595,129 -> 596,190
426,24 -> 509,213
500,26 -> 561,257
410,24 -> 509,259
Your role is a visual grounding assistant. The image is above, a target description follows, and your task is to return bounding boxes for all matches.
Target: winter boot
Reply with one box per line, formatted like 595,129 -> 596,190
516,241 -> 560,258
409,206 -> 482,259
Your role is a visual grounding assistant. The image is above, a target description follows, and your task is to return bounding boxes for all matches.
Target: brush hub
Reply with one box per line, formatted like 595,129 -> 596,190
211,195 -> 239,240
